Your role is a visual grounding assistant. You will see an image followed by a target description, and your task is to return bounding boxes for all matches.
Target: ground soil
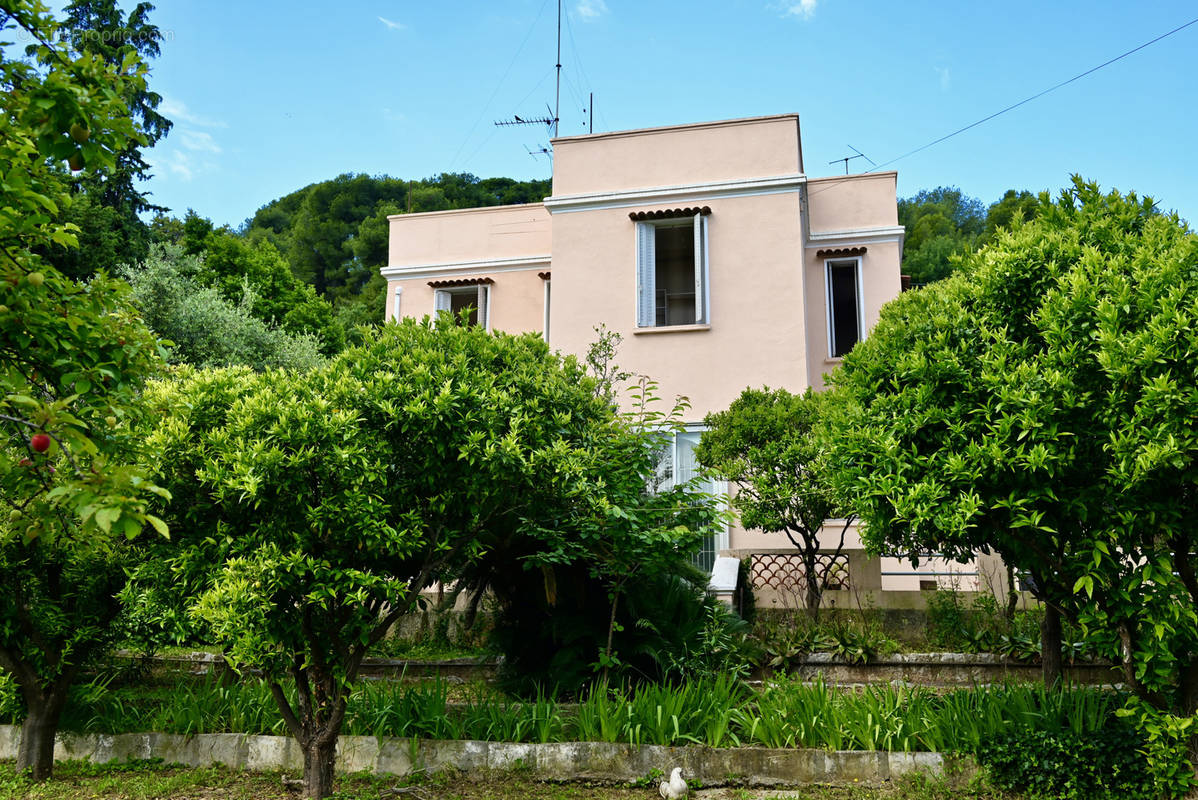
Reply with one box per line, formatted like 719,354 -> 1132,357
0,761 -> 1006,800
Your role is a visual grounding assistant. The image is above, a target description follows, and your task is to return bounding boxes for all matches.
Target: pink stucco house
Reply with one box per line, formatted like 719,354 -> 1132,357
381,114 -> 999,606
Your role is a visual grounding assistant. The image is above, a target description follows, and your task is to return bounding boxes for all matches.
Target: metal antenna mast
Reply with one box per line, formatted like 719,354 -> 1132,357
494,0 -> 562,145
828,144 -> 876,175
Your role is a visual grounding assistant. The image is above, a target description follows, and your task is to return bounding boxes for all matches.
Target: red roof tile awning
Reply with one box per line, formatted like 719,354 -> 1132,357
427,277 -> 495,288
815,247 -> 867,259
628,206 -> 712,221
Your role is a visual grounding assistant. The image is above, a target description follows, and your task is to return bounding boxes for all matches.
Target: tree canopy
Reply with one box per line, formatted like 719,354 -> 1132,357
696,387 -> 849,614
831,178 -> 1198,794
146,316 -> 715,798
898,186 -> 1040,284
0,0 -> 168,780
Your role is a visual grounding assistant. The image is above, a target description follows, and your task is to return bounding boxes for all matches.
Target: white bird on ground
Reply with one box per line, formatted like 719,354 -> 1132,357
658,767 -> 688,799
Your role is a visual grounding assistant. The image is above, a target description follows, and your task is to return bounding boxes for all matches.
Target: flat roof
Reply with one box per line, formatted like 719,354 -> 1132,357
550,113 -> 800,146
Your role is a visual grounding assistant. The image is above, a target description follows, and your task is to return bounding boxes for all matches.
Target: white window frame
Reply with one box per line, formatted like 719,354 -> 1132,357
542,278 -> 551,341
635,213 -> 709,328
825,256 -> 864,359
434,284 -> 491,331
652,424 -> 731,570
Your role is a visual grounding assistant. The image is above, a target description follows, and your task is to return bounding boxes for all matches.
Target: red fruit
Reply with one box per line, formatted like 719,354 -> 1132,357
30,433 -> 50,453
18,458 -> 32,467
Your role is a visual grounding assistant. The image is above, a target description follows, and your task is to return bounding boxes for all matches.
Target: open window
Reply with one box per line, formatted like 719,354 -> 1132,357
431,279 -> 491,330
634,208 -> 710,328
826,258 -> 862,358
651,428 -> 727,574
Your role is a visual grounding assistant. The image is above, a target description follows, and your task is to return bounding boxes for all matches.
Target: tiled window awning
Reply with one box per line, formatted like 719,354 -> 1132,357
816,247 -> 867,259
537,271 -> 551,280
628,206 -> 712,221
427,277 -> 495,288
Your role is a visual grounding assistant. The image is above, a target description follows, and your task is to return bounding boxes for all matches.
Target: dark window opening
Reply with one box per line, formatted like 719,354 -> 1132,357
448,291 -> 479,327
655,224 -> 696,326
828,261 -> 860,357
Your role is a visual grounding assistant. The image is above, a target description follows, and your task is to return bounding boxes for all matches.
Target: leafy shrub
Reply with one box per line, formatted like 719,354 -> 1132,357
752,613 -> 897,669
977,724 -> 1154,800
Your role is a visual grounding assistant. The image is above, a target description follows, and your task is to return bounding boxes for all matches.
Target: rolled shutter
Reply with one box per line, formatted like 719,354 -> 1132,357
476,284 -> 490,330
636,222 -> 656,327
434,290 -> 451,313
391,286 -> 403,322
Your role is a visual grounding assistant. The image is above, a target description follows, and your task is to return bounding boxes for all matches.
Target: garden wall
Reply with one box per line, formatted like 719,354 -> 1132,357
0,725 -> 974,786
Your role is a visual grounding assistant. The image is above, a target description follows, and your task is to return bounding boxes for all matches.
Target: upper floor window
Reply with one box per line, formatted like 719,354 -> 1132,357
432,280 -> 491,330
633,208 -> 710,328
826,257 -> 862,357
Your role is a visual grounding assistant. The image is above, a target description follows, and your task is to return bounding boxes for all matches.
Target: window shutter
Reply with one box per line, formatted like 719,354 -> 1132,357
636,222 -> 656,327
434,290 -> 451,313
476,284 -> 490,330
693,214 -> 706,323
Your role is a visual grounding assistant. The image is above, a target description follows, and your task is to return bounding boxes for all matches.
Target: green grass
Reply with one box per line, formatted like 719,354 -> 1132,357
0,760 -> 1009,800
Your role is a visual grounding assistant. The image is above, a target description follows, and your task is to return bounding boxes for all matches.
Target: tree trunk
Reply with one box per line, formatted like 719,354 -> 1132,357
1040,603 -> 1062,687
804,553 -> 821,623
1005,567 -> 1018,621
302,737 -> 337,800
16,686 -> 69,781
1181,660 -> 1198,769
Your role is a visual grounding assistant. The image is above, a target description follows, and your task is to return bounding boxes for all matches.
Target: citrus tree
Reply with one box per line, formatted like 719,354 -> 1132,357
148,316 -> 715,799
830,179 -> 1198,794
696,387 -> 850,616
0,0 -> 168,780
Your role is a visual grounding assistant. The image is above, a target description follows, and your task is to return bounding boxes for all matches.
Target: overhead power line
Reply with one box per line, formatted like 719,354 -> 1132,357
869,14 -> 1198,173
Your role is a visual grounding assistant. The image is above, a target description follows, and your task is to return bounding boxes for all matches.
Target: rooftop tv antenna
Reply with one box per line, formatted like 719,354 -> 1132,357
495,0 -> 562,142
828,144 -> 876,174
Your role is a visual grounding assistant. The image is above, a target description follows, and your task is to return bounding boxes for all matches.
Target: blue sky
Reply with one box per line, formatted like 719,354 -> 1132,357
136,1 -> 1198,228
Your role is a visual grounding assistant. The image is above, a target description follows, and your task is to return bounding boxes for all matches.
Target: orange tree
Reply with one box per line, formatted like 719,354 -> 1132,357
0,0 -> 167,780
147,317 -> 716,800
830,179 -> 1198,795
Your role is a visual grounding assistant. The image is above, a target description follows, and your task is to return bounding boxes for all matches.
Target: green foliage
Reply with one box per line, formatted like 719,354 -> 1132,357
147,316 -> 713,795
38,0 -> 172,280
244,172 -> 552,302
977,724 -> 1153,800
0,1 -> 169,779
897,186 -> 1041,284
832,177 -> 1198,792
751,614 -> 897,669
119,243 -> 326,371
697,387 -> 847,613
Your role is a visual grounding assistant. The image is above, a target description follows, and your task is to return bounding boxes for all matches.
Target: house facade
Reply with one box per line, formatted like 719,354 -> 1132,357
382,114 -> 994,604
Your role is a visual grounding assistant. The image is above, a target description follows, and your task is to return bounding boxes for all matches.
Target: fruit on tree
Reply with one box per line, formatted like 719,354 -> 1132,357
69,123 -> 90,143
30,433 -> 51,453
26,272 -> 44,287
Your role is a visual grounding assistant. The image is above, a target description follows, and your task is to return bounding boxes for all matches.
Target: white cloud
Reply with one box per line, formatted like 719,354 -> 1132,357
159,97 -> 227,129
378,15 -> 404,30
151,96 -> 225,183
935,66 -> 951,91
180,130 -> 222,154
576,0 -> 608,20
779,0 -> 817,19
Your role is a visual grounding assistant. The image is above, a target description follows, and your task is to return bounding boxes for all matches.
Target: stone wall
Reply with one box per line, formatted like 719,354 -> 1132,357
0,725 -> 975,786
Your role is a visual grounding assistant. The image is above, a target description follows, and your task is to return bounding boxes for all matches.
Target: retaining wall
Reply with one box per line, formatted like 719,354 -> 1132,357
0,725 -> 974,786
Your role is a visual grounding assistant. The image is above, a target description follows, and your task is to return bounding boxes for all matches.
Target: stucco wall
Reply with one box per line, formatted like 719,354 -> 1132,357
551,115 -> 803,198
806,172 -> 899,233
384,268 -> 548,336
549,191 -> 808,420
386,204 -> 550,266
